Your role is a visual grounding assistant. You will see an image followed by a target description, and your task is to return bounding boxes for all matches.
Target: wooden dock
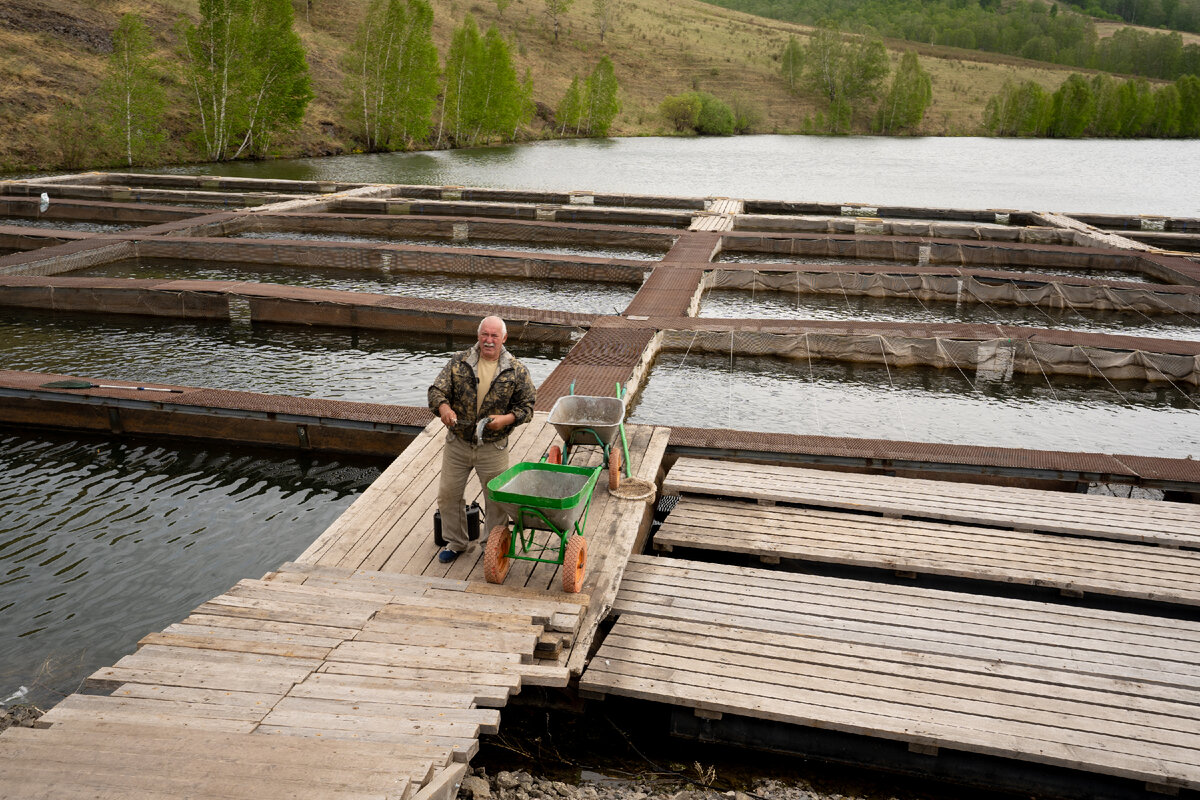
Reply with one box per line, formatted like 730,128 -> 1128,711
0,412 -> 669,798
580,555 -> 1200,794
654,495 -> 1200,606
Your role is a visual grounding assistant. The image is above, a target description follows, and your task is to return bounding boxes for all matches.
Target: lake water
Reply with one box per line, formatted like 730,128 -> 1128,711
0,308 -> 567,404
158,136 -> 1200,218
0,430 -> 385,708
628,350 -> 1200,459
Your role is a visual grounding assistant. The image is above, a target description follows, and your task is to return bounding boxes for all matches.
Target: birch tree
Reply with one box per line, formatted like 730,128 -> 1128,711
873,51 -> 931,133
179,0 -> 312,161
100,13 -> 166,166
545,0 -> 574,44
343,0 -> 439,151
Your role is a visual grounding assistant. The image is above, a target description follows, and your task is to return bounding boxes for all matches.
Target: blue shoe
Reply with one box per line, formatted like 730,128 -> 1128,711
437,548 -> 460,564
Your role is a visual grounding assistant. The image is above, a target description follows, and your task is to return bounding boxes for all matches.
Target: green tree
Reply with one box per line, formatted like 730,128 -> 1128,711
1177,74 -> 1200,137
873,51 -> 932,133
581,55 -> 621,135
730,95 -> 764,134
983,80 -> 1052,136
1149,83 -> 1182,136
440,17 -> 529,146
592,0 -> 617,42
659,92 -> 701,131
803,24 -> 889,132
780,35 -> 804,93
1049,73 -> 1094,137
100,13 -> 166,166
179,0 -> 312,161
545,0 -> 575,43
343,0 -> 440,152
1116,78 -> 1155,136
557,75 -> 583,135
1088,73 -> 1122,136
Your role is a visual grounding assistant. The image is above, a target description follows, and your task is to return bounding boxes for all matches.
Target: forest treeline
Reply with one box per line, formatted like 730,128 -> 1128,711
985,72 -> 1200,135
70,0 -> 621,167
703,0 -> 1200,81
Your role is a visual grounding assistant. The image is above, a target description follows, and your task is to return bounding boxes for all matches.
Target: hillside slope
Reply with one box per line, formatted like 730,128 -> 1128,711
0,0 -> 1101,172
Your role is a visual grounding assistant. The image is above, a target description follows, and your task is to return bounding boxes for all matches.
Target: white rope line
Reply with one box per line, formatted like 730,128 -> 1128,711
727,328 -> 734,428
674,329 -> 700,371
834,271 -> 854,314
1006,281 -> 1200,410
876,334 -> 910,441
1070,343 -> 1132,410
897,274 -> 983,395
803,331 -> 822,434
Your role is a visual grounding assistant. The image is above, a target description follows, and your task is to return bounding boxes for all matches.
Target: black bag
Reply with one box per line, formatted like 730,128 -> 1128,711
433,502 -> 482,547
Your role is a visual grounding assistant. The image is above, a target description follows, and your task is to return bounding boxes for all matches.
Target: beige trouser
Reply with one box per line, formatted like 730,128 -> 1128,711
437,431 -> 510,553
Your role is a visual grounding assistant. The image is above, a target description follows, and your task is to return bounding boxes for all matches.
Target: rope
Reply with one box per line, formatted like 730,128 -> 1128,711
803,332 -> 822,434
897,274 -> 983,395
875,334 -> 910,441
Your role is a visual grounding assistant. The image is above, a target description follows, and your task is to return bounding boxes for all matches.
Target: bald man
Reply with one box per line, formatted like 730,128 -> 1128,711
428,316 -> 537,563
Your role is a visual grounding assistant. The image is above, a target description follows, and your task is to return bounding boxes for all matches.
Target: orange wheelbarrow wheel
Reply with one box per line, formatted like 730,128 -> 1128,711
561,534 -> 587,594
546,445 -> 562,464
483,525 -> 511,585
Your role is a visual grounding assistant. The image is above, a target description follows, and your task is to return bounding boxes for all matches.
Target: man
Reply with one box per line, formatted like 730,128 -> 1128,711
428,316 -> 537,564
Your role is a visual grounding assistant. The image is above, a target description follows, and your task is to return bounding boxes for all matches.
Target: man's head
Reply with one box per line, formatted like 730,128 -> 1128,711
477,316 -> 508,361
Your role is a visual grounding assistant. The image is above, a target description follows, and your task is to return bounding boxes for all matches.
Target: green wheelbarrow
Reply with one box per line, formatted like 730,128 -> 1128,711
483,461 -> 602,594
545,382 -> 632,492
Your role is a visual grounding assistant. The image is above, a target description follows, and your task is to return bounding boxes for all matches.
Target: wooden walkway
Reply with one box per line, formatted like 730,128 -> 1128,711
580,555 -> 1200,793
663,457 -> 1200,548
299,411 -> 669,673
0,414 -> 668,798
0,562 -> 578,800
654,495 -> 1200,606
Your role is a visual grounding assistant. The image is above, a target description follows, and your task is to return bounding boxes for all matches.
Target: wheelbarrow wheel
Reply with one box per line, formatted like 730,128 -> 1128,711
608,446 -> 622,492
546,445 -> 562,465
483,525 -> 511,585
562,534 -> 587,594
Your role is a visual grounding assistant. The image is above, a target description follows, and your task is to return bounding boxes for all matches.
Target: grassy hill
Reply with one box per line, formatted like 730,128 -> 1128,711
0,0 -> 1132,172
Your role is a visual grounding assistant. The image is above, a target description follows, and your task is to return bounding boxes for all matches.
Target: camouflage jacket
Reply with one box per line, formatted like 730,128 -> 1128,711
428,344 -> 536,445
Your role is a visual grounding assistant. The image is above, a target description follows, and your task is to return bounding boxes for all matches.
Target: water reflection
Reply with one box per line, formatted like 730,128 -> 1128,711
73,259 -> 640,317
628,350 -> 1200,458
0,308 -> 568,404
0,430 -> 385,707
0,217 -> 139,233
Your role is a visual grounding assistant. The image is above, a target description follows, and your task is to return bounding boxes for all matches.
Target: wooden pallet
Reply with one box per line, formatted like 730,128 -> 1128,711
654,495 -> 1200,606
582,556 -> 1200,793
1,566 -> 567,800
662,457 -> 1200,547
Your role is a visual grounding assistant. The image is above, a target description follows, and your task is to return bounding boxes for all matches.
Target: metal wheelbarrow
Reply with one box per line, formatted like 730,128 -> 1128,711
545,382 -> 632,492
483,461 -> 602,594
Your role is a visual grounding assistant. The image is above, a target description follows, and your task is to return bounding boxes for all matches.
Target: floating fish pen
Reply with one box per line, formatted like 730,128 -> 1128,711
4,171 -> 1200,800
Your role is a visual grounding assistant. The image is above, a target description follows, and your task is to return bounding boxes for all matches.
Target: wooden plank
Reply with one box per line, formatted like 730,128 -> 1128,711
411,763 -> 469,800
138,631 -> 335,660
566,423 -> 669,674
41,693 -> 272,723
269,696 -> 501,733
656,497 -> 1200,605
0,736 -> 424,794
619,555 -> 1200,656
612,556 -> 1200,690
315,662 -> 522,694
662,458 -> 1200,546
0,755 -> 402,800
254,724 -> 478,761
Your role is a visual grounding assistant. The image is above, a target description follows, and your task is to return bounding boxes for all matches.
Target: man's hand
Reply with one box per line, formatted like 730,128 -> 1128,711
486,413 -> 516,431
438,403 -> 457,428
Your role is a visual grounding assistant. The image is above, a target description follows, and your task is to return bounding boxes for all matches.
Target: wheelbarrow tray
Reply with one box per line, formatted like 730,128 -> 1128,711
547,395 -> 626,447
487,462 -> 601,533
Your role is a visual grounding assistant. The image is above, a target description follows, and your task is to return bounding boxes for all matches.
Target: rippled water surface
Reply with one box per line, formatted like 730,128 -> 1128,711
699,289 -> 1200,341
0,309 -> 567,404
0,217 -> 139,233
74,259 -> 640,317
628,351 -> 1200,458
0,430 -> 386,707
234,230 -> 663,261
155,136 -> 1200,217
